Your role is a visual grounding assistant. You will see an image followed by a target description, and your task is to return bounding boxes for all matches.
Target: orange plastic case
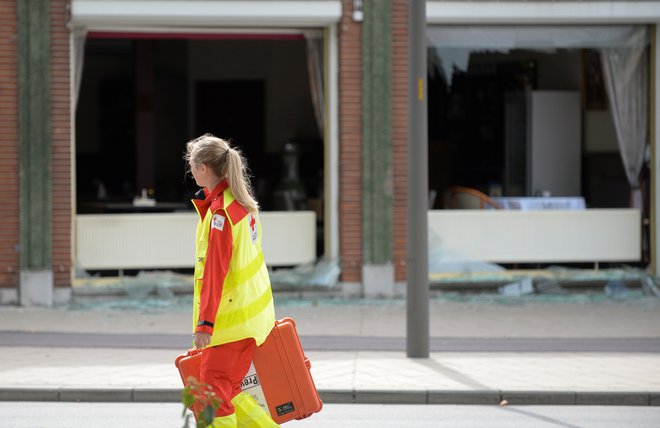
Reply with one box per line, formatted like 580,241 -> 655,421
253,317 -> 323,422
175,317 -> 323,424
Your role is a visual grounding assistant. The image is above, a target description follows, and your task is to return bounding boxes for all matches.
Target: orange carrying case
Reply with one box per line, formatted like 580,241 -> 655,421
175,317 -> 323,424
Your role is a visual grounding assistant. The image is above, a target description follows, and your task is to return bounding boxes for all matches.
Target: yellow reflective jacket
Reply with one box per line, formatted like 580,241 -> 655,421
192,182 -> 275,347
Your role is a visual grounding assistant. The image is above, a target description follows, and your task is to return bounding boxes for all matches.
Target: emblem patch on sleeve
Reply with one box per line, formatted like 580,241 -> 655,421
212,213 -> 226,231
249,214 -> 258,244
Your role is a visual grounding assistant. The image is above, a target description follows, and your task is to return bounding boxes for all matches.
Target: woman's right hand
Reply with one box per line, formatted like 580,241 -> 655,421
194,332 -> 212,349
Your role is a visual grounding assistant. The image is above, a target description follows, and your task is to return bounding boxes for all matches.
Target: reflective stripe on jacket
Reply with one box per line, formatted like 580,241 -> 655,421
192,185 -> 275,347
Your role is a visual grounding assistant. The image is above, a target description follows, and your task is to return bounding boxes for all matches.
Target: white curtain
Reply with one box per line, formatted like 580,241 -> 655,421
73,27 -> 88,109
304,32 -> 325,136
600,27 -> 649,208
427,25 -> 646,87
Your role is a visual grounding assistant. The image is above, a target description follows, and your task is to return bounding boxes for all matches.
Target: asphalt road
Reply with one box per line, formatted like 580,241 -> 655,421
1,403 -> 659,428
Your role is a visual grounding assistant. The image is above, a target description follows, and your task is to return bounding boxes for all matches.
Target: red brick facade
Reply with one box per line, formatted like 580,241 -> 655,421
338,0 -> 363,282
0,0 -> 19,289
0,1 -> 72,291
339,0 -> 409,283
51,0 -> 72,288
2,0 -> 408,289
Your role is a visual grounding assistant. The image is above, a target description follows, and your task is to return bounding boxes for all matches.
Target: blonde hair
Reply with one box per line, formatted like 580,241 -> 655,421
184,133 -> 259,214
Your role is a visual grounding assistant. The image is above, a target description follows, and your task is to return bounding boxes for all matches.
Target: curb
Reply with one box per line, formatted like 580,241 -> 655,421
1,388 -> 659,406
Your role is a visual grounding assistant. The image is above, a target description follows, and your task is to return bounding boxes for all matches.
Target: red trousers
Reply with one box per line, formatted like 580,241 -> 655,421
200,338 -> 257,417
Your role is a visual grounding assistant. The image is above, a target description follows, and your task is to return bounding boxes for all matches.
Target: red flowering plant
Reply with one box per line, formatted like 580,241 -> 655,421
181,376 -> 222,428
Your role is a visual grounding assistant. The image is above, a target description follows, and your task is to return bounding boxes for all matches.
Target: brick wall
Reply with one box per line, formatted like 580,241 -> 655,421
339,0 -> 362,282
339,0 -> 409,283
51,0 -> 72,288
392,0 -> 408,281
0,0 -> 19,288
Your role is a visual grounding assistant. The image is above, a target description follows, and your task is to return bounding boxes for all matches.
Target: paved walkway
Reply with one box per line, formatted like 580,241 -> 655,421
1,294 -> 660,406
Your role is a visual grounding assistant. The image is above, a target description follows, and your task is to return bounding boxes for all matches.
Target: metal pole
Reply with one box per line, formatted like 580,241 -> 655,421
653,25 -> 660,275
407,0 -> 429,358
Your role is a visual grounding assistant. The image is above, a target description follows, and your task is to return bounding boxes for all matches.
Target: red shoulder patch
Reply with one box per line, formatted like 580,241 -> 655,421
210,193 -> 224,214
225,200 -> 249,225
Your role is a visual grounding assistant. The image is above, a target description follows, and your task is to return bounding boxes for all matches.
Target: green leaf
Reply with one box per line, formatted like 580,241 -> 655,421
202,405 -> 216,424
182,389 -> 195,409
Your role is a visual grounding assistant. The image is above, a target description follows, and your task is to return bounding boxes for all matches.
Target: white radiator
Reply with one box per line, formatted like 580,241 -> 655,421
428,209 -> 641,263
76,211 -> 317,270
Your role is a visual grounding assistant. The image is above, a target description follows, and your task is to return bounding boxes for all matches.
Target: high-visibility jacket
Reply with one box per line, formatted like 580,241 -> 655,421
192,181 -> 275,347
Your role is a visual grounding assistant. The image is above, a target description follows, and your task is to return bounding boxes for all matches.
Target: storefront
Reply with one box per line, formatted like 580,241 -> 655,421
3,1 -> 659,305
70,1 -> 341,274
425,1 -> 660,275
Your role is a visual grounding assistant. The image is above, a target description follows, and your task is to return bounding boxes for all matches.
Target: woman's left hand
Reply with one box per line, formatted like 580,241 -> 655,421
194,332 -> 212,349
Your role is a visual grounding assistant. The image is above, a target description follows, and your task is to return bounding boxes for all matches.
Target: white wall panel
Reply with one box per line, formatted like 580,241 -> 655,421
428,209 -> 641,263
76,211 -> 316,270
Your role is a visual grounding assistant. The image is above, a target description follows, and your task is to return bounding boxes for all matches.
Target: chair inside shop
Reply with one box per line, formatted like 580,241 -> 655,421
443,186 -> 501,210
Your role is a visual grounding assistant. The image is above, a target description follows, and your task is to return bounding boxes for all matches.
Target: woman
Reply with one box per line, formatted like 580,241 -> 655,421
185,133 -> 279,428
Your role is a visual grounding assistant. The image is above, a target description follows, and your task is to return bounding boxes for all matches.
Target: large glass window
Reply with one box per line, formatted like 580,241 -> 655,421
76,36 -> 323,218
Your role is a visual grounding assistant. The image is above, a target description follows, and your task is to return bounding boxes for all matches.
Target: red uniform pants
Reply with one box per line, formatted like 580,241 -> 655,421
200,338 -> 257,417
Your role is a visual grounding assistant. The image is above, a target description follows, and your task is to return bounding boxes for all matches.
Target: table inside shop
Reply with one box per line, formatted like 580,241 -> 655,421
490,196 -> 586,210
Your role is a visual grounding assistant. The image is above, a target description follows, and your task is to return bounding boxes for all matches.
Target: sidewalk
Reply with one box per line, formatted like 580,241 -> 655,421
1,293 -> 660,406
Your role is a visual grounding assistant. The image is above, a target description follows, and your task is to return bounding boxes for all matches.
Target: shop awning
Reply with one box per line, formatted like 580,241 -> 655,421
71,0 -> 342,29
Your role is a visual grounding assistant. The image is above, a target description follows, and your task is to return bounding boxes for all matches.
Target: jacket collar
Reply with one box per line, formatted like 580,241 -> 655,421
192,180 -> 229,220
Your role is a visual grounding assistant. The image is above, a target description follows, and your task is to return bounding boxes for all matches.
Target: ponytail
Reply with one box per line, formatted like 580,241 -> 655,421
225,147 -> 259,214
185,134 -> 260,214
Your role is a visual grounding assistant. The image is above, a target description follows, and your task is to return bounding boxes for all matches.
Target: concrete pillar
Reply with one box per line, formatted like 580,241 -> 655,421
18,0 -> 53,306
361,0 -> 394,297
